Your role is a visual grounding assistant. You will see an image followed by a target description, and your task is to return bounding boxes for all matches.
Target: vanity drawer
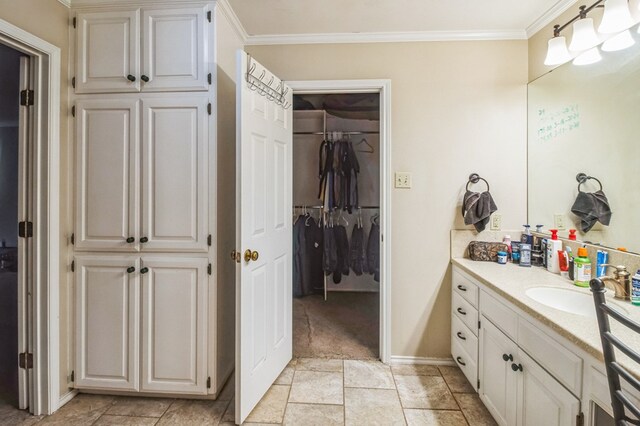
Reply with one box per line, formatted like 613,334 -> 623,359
518,317 -> 583,396
480,291 -> 517,340
452,339 -> 478,390
453,291 -> 478,337
453,270 -> 478,308
451,314 -> 478,364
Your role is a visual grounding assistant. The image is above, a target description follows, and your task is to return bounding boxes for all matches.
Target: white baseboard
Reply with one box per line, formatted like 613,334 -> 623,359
390,356 -> 456,366
57,389 -> 78,411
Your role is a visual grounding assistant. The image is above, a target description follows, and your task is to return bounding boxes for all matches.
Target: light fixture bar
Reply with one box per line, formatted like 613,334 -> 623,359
552,1 -> 605,37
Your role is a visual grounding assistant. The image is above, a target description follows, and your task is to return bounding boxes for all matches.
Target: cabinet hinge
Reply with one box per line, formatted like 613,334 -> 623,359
18,221 -> 33,238
207,103 -> 212,115
576,412 -> 584,426
478,320 -> 481,329
206,376 -> 211,388
208,263 -> 212,275
70,370 -> 75,382
71,233 -> 75,245
72,17 -> 76,28
207,73 -> 212,85
72,77 -> 75,89
71,260 -> 75,272
71,105 -> 75,117
207,11 -> 211,22
207,234 -> 212,246
18,352 -> 33,369
477,379 -> 480,389
20,90 -> 34,106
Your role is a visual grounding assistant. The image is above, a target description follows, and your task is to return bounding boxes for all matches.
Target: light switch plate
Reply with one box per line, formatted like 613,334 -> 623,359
490,213 -> 502,231
395,172 -> 411,189
554,214 -> 566,230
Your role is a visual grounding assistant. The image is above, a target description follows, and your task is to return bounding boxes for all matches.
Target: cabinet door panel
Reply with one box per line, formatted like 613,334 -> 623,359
141,257 -> 208,394
75,98 -> 140,251
141,96 -> 208,251
141,7 -> 208,91
516,351 -> 580,426
479,318 -> 518,426
76,10 -> 140,93
75,256 -> 140,391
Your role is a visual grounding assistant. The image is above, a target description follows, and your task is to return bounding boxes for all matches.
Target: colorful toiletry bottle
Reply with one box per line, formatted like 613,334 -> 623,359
573,247 -> 592,287
632,270 -> 640,306
558,250 -> 569,279
568,229 -> 577,241
520,244 -> 532,267
503,235 -> 512,260
566,247 -> 575,281
596,250 -> 609,278
521,225 -> 533,246
546,229 -> 562,274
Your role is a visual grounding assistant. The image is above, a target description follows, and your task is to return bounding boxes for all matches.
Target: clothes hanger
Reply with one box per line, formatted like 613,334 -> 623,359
356,138 -> 374,153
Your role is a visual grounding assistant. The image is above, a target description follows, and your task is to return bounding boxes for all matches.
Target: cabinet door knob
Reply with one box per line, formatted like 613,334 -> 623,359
141,75 -> 149,82
126,237 -> 135,243
126,266 -> 135,273
457,285 -> 467,292
456,356 -> 466,366
140,237 -> 149,243
456,332 -> 466,341
140,267 -> 149,274
511,363 -> 523,372
502,353 -> 513,362
126,74 -> 136,82
456,307 -> 466,315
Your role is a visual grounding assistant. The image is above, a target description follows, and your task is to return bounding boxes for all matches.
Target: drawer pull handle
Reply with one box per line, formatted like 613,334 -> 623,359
126,266 -> 135,273
140,237 -> 149,243
456,307 -> 466,315
502,353 -> 513,362
456,332 -> 466,341
126,74 -> 136,82
140,267 -> 149,274
456,356 -> 466,366
511,363 -> 523,372
126,237 -> 135,243
457,285 -> 467,292
141,75 -> 149,82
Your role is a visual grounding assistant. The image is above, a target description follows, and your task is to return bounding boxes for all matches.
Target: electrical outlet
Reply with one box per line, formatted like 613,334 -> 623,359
554,214 -> 566,230
395,172 -> 411,189
490,213 -> 502,231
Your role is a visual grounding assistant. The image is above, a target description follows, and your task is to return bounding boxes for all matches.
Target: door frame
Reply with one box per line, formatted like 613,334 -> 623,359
0,19 -> 61,415
287,79 -> 392,364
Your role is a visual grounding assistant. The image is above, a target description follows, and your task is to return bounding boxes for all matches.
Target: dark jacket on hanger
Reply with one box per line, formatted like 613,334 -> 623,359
333,225 -> 350,284
323,224 -> 338,276
349,224 -> 367,276
304,216 -> 324,294
292,215 -> 306,297
367,221 -> 380,282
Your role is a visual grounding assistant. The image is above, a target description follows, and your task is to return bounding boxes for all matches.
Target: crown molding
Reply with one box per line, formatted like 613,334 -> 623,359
526,0 -> 578,38
216,0 -> 248,43
57,0 -> 71,7
245,29 -> 527,45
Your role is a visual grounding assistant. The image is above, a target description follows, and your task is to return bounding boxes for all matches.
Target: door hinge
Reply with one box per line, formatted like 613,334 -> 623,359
72,17 -> 76,28
208,263 -> 212,275
207,103 -> 212,115
70,370 -> 75,382
576,412 -> 584,426
207,73 -> 212,85
207,234 -> 212,246
71,260 -> 75,272
207,11 -> 211,22
18,352 -> 33,369
206,376 -> 211,388
72,77 -> 76,89
18,221 -> 33,238
20,90 -> 34,106
478,320 -> 481,329
71,105 -> 75,117
70,233 -> 75,245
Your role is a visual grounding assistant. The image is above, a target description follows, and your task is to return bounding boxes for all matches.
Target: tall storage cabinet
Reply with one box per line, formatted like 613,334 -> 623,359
71,1 -> 219,398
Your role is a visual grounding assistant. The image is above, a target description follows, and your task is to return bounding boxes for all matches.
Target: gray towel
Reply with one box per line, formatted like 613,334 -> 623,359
571,190 -> 612,233
462,190 -> 497,232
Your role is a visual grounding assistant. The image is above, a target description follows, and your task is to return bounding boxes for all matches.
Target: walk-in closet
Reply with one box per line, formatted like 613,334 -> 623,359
292,93 -> 381,359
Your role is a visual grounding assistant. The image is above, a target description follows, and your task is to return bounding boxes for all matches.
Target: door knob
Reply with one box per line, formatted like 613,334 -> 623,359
511,363 -> 523,372
502,353 -> 513,362
126,74 -> 136,82
231,250 -> 241,263
244,249 -> 259,262
126,237 -> 135,243
141,75 -> 149,82
140,237 -> 148,243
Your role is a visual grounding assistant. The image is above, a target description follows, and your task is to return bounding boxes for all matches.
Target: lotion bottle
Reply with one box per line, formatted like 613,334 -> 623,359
546,229 -> 562,274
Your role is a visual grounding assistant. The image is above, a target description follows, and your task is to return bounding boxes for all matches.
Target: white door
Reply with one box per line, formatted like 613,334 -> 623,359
479,319 -> 519,426
75,98 -> 140,251
141,94 -> 209,252
516,351 -> 580,426
140,257 -> 208,394
74,255 -> 140,391
236,51 -> 293,424
141,7 -> 208,92
75,10 -> 140,93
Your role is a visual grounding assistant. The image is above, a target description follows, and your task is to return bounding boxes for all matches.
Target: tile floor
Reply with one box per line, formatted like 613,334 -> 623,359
0,359 -> 496,426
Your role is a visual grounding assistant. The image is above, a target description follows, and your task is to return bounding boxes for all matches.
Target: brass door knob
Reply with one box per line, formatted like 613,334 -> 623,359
230,250 -> 241,263
244,249 -> 259,262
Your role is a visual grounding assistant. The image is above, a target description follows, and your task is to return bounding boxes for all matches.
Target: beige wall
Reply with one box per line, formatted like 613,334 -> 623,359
247,41 -> 528,359
0,0 -> 72,398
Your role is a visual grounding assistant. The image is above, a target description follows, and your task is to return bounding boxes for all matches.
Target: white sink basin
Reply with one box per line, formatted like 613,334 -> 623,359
525,287 -> 628,318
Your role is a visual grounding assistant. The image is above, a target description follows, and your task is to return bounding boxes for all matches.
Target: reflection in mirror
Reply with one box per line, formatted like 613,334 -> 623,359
528,29 -> 640,253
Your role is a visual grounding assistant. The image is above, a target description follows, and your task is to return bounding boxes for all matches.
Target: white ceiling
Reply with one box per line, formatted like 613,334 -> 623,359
227,0 -> 577,42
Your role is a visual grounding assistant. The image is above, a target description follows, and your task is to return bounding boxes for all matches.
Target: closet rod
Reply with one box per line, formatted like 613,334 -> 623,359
293,131 -> 379,135
293,205 -> 379,209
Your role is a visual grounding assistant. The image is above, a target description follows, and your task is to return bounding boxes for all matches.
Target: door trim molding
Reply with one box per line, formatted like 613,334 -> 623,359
0,19 -> 61,415
287,79 -> 392,364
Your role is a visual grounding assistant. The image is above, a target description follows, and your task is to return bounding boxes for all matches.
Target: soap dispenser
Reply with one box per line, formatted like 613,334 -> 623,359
521,225 -> 533,245
546,229 -> 562,273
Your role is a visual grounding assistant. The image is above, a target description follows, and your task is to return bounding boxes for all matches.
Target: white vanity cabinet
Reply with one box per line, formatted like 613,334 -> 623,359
451,270 -> 479,388
75,6 -> 209,93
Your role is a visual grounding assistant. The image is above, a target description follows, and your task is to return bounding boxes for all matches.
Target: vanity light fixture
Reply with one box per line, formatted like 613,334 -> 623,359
544,26 -> 573,65
598,0 -> 634,33
573,47 -> 603,65
569,8 -> 601,52
601,28 -> 636,51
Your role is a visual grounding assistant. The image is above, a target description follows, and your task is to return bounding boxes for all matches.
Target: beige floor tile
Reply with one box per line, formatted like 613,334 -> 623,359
438,366 -> 475,393
297,358 -> 344,372
94,414 -> 158,425
404,409 -> 469,426
344,360 -> 395,389
344,388 -> 406,426
156,400 -> 227,425
38,394 -> 116,425
283,403 -> 344,426
288,371 -> 343,405
221,399 -> 235,423
0,401 -> 42,426
106,397 -> 172,417
245,385 -> 290,423
394,376 -> 458,410
275,366 -> 295,385
454,393 -> 497,426
391,365 -> 441,377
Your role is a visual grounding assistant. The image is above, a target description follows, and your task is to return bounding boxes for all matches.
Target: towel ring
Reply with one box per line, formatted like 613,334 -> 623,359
576,173 -> 603,192
466,173 -> 490,192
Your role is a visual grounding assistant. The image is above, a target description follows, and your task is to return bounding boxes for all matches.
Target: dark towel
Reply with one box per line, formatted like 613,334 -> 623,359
367,223 -> 380,282
462,190 -> 498,232
571,190 -> 612,233
349,225 -> 367,276
304,216 -> 324,295
333,225 -> 350,284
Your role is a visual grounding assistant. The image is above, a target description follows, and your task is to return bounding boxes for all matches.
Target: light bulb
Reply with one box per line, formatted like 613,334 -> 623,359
544,36 -> 573,65
569,18 -> 601,51
598,0 -> 634,33
572,47 -> 602,65
630,0 -> 640,22
602,29 -> 635,51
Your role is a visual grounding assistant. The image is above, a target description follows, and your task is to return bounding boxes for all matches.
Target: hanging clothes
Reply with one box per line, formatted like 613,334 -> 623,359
303,216 -> 324,294
349,223 -> 367,276
367,219 -> 380,282
323,222 -> 338,276
336,141 -> 360,213
292,215 -> 307,297
332,225 -> 350,284
318,141 -> 336,210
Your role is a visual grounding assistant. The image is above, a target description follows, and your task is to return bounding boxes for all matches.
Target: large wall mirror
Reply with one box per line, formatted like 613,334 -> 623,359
528,32 -> 640,254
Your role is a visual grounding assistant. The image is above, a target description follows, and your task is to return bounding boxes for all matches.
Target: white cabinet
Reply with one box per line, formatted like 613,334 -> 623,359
74,256 -> 140,391
75,6 -> 209,94
74,94 -> 209,253
451,269 -> 479,388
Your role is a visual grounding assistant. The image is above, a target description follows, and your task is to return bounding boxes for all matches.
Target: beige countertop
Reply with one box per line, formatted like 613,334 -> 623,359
451,257 -> 640,379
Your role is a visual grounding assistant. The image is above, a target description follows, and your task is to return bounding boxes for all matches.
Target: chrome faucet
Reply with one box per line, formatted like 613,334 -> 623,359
600,264 -> 631,301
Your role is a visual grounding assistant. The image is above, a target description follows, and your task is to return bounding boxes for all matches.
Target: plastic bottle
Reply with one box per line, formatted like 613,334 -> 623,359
568,229 -> 577,241
546,229 -> 562,274
503,235 -> 512,260
632,270 -> 640,306
521,225 -> 533,245
520,243 -> 532,267
574,247 -> 592,288
566,247 -> 575,281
